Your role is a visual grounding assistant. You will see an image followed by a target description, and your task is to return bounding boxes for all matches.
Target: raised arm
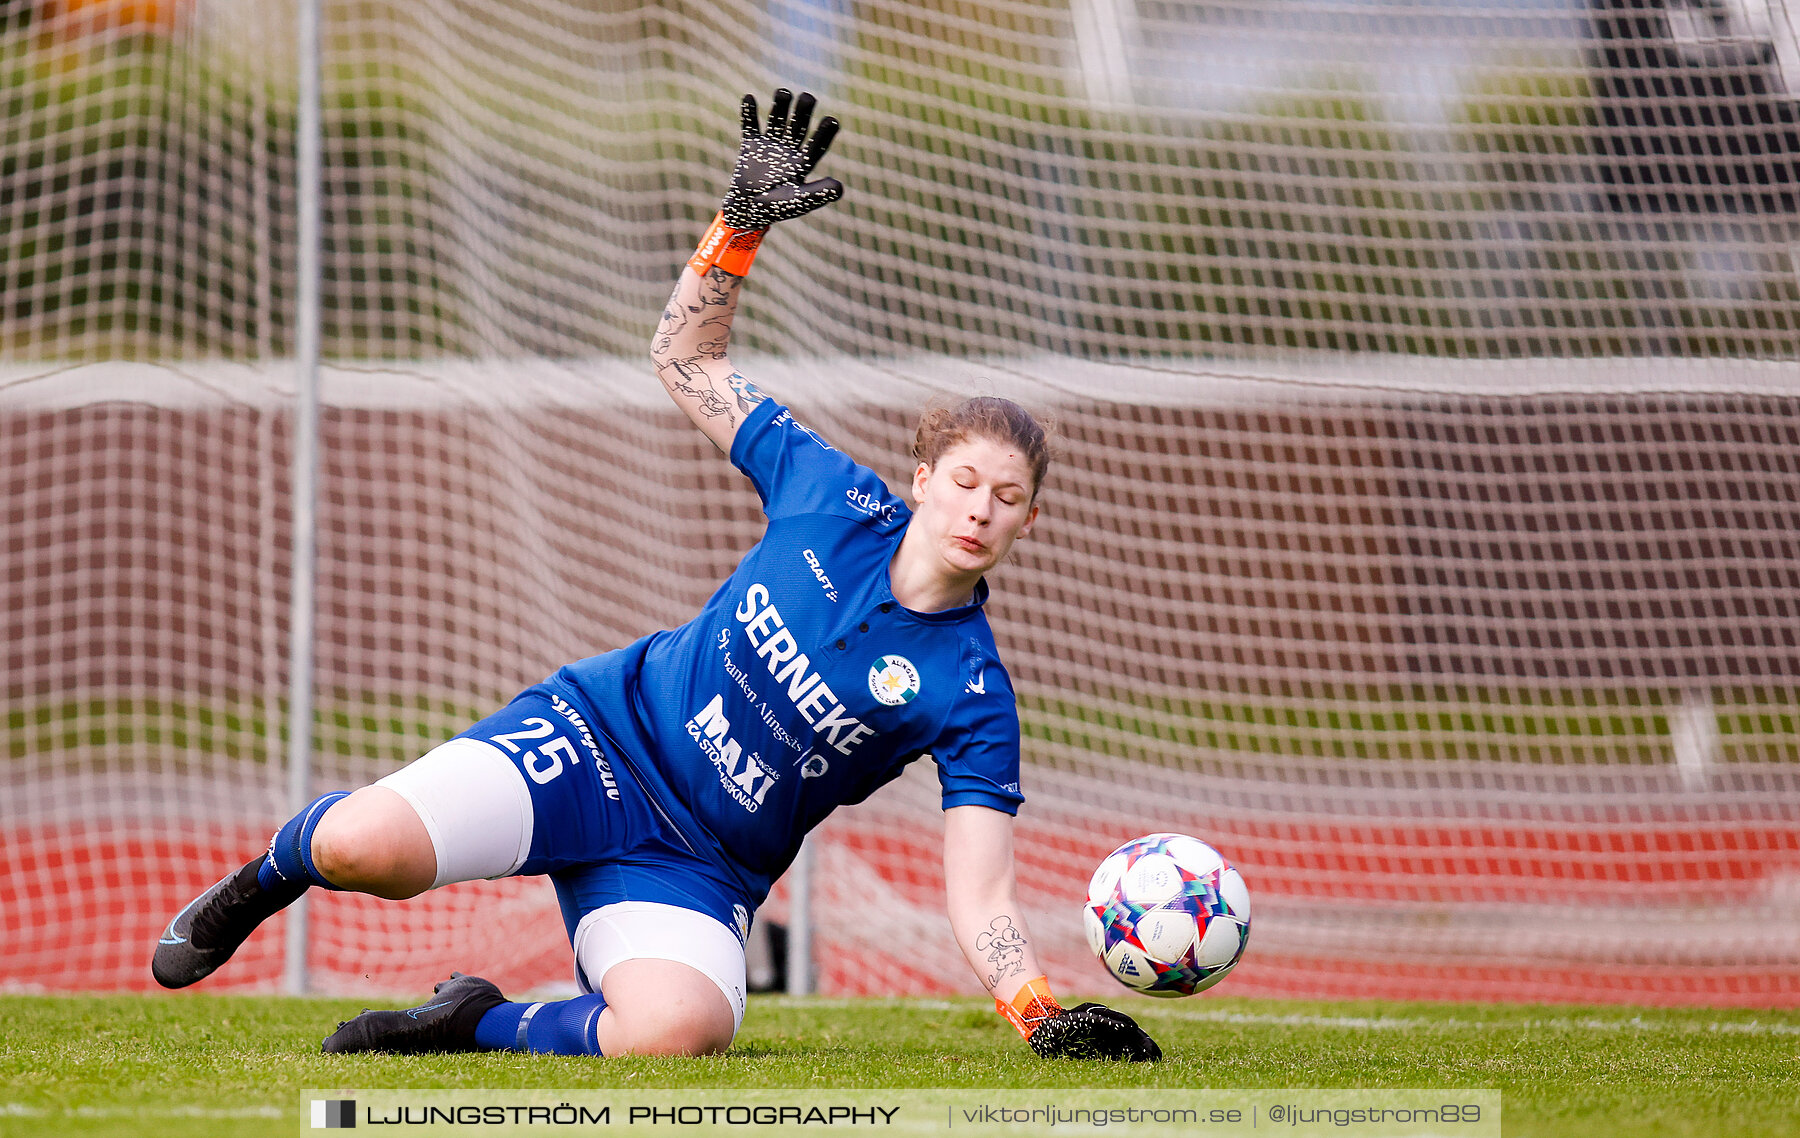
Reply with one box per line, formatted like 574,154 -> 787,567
944,804 -> 1162,1062
651,89 -> 842,453
652,265 -> 762,454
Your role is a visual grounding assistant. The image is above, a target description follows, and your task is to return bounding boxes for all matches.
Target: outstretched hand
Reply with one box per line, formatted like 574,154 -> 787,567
722,89 -> 843,229
1029,1002 -> 1162,1062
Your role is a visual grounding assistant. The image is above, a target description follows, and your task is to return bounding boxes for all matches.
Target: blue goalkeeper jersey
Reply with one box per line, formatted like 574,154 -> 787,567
548,398 -> 1024,904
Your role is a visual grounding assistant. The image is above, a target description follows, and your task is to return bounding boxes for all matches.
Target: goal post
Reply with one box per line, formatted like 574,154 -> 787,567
285,0 -> 325,998
3,0 -> 1800,1005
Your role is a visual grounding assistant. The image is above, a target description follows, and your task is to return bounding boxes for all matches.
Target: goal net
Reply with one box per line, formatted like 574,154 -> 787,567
4,0 -> 1798,1006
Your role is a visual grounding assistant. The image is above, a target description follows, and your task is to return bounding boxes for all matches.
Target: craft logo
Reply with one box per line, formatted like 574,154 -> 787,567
868,655 -> 921,706
802,548 -> 838,602
311,1099 -> 355,1128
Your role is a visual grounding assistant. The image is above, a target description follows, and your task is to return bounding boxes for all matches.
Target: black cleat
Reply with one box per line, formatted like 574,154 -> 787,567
321,972 -> 507,1055
152,858 -> 302,989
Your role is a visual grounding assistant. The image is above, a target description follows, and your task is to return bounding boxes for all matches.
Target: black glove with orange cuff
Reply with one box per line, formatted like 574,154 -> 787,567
998,976 -> 1162,1062
687,88 -> 843,279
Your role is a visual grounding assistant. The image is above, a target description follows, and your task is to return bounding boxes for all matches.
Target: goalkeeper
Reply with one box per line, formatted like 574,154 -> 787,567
151,89 -> 1159,1065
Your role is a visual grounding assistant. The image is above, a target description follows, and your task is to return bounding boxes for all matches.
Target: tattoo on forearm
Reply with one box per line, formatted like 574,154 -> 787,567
654,288 -> 689,354
699,265 -> 741,305
656,356 -> 734,422
975,915 -> 1028,988
656,267 -> 748,423
696,326 -> 730,359
695,309 -> 733,358
728,371 -> 767,415
694,268 -> 740,358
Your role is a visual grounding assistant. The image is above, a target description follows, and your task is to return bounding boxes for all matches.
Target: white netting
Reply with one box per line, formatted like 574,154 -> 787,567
4,0 -> 1799,1004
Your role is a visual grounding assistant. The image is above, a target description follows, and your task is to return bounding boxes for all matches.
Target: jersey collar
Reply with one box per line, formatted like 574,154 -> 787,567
880,566 -> 990,624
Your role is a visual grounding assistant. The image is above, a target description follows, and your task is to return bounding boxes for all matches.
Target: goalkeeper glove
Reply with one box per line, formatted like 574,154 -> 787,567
998,976 -> 1162,1062
689,88 -> 843,279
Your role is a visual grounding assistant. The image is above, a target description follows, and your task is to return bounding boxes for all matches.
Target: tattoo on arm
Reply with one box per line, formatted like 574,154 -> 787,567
728,371 -> 767,416
695,325 -> 731,359
654,291 -> 689,354
654,267 -> 753,427
701,264 -> 741,292
693,267 -> 741,359
656,356 -> 734,422
974,915 -> 1028,988
698,266 -> 741,307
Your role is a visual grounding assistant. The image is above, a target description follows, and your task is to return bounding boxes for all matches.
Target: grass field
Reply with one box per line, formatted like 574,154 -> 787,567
2,993 -> 1795,1138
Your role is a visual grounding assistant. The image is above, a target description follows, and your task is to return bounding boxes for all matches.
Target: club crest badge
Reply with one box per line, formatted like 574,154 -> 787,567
868,655 -> 921,706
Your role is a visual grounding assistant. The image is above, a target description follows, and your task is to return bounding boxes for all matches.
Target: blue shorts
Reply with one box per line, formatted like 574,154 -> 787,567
453,686 -> 756,944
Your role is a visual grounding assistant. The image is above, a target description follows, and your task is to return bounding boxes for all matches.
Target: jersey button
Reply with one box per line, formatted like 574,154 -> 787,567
836,639 -> 847,651
858,622 -> 869,633
879,603 -> 893,613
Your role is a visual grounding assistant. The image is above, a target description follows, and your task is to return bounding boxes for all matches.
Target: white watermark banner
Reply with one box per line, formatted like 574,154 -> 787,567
300,1088 -> 1500,1136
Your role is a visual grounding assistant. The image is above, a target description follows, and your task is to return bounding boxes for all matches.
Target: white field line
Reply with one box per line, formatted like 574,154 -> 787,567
759,997 -> 962,1011
754,997 -> 1800,1035
3,1103 -> 285,1118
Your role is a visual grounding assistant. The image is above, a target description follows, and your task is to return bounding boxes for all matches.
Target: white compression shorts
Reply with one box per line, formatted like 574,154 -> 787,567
374,736 -> 748,1033
572,902 -> 748,1034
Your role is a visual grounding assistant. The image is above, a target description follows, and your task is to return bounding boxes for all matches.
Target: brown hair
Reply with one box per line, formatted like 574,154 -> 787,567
911,396 -> 1052,497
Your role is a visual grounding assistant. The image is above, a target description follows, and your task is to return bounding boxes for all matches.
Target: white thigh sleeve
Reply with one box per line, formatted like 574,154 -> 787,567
572,902 -> 748,1033
374,737 -> 533,889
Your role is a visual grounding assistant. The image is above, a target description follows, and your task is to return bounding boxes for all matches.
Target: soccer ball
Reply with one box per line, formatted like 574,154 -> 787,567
1084,833 -> 1250,997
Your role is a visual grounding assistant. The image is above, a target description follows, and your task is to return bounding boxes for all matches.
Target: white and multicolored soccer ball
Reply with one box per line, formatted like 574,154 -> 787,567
1084,833 -> 1250,997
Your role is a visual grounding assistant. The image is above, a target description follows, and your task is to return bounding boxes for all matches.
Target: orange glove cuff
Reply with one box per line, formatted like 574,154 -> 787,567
996,975 -> 1063,1040
687,212 -> 767,278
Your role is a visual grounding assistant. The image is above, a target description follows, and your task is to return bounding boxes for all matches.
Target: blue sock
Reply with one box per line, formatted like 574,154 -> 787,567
256,791 -> 349,894
474,995 -> 608,1055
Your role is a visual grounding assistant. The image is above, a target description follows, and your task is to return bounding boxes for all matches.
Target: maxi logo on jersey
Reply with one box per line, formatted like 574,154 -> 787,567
687,694 -> 777,811
734,583 -> 876,756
